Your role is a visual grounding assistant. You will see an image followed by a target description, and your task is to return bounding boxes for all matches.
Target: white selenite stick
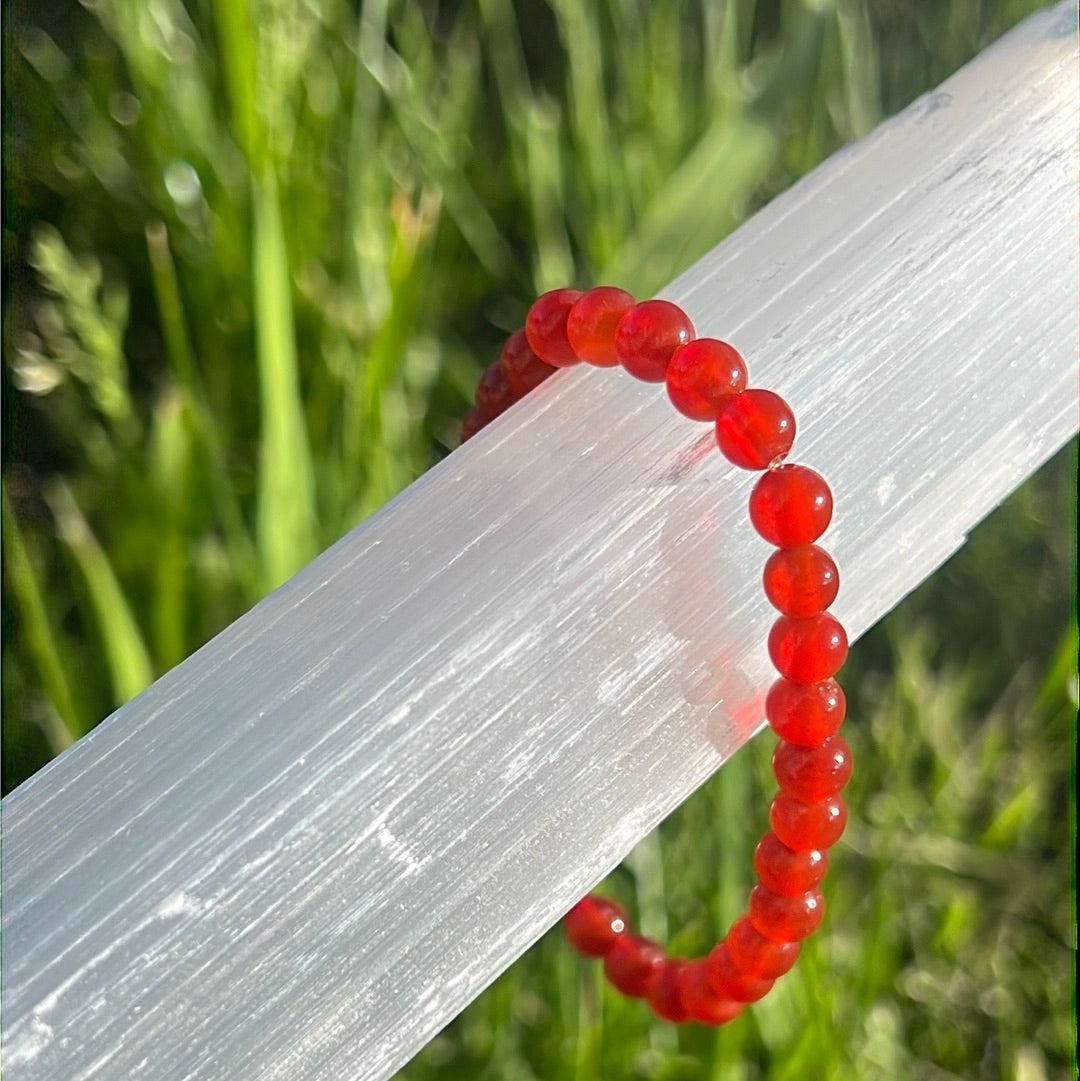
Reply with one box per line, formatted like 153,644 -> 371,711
2,5 -> 1076,1080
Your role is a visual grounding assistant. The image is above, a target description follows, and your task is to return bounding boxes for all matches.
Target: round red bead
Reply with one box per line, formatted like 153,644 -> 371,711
525,289 -> 584,368
762,545 -> 839,617
676,961 -> 744,1025
475,361 -> 517,420
498,329 -> 556,396
665,338 -> 748,421
770,791 -> 847,852
726,915 -> 802,979
749,884 -> 825,943
715,390 -> 796,470
604,934 -> 665,997
645,958 -> 689,1022
766,677 -> 846,746
750,464 -> 833,547
706,942 -> 775,1003
563,895 -> 627,957
566,287 -> 636,367
753,832 -> 828,897
773,736 -> 852,804
768,613 -> 848,684
614,300 -> 695,383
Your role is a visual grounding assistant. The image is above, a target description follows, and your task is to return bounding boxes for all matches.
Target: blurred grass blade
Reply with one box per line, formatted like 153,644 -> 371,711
347,191 -> 439,520
211,0 -> 260,167
548,0 -> 624,268
252,167 -> 317,590
347,0 -> 391,312
216,0 -> 317,590
148,388 -> 192,670
45,480 -> 154,707
476,0 -> 533,193
1034,618 -> 1078,716
2,485 -> 83,744
524,97 -> 575,292
384,10 -> 511,280
144,221 -> 200,396
836,0 -> 882,137
145,221 -> 259,599
607,114 -> 777,295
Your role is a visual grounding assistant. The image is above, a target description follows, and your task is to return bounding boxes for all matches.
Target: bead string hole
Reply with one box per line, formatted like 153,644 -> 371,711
463,287 -> 849,1025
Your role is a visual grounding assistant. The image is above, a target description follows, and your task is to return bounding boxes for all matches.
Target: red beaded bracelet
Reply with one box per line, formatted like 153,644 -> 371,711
462,287 -> 850,1026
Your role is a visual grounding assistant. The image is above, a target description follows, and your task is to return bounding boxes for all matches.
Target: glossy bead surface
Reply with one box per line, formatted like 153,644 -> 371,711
475,362 -> 517,420
763,545 -> 839,617
498,329 -> 556,396
665,338 -> 748,421
614,300 -> 695,383
525,289 -> 584,368
750,465 -> 833,547
726,915 -> 801,979
706,942 -> 775,1003
753,832 -> 828,897
749,884 -> 825,943
604,934 -> 665,997
645,959 -> 689,1022
715,390 -> 796,470
770,791 -> 847,852
676,961 -> 744,1025
773,736 -> 852,803
564,895 -> 627,957
768,614 -> 848,683
766,678 -> 846,746
768,614 -> 848,684
566,287 -> 636,367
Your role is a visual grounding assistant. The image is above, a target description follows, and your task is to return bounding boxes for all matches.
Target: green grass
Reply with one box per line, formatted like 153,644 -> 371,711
3,0 -> 1074,1077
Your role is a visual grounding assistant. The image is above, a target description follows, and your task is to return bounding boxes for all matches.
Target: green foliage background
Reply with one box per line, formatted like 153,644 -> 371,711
2,1 -> 1074,1078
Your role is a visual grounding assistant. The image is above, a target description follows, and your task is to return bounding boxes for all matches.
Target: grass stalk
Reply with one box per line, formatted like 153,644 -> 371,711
210,0 -> 261,168
251,166 -> 318,590
147,388 -> 192,670
2,484 -> 83,743
44,479 -> 154,707
145,221 -> 260,599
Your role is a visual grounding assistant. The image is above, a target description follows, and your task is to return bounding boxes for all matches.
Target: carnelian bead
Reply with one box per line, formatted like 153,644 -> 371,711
564,895 -> 627,957
770,791 -> 847,852
614,300 -> 695,383
768,614 -> 848,683
604,934 -> 665,997
715,390 -> 796,470
475,361 -> 517,419
665,338 -> 748,421
498,329 -> 556,396
726,915 -> 801,979
766,678 -> 846,746
773,736 -> 852,803
525,289 -> 584,368
460,406 -> 484,443
762,545 -> 839,617
750,464 -> 833,547
566,287 -> 636,366
749,884 -> 825,943
753,832 -> 828,897
676,961 -> 745,1025
645,958 -> 689,1022
706,942 -> 775,1003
